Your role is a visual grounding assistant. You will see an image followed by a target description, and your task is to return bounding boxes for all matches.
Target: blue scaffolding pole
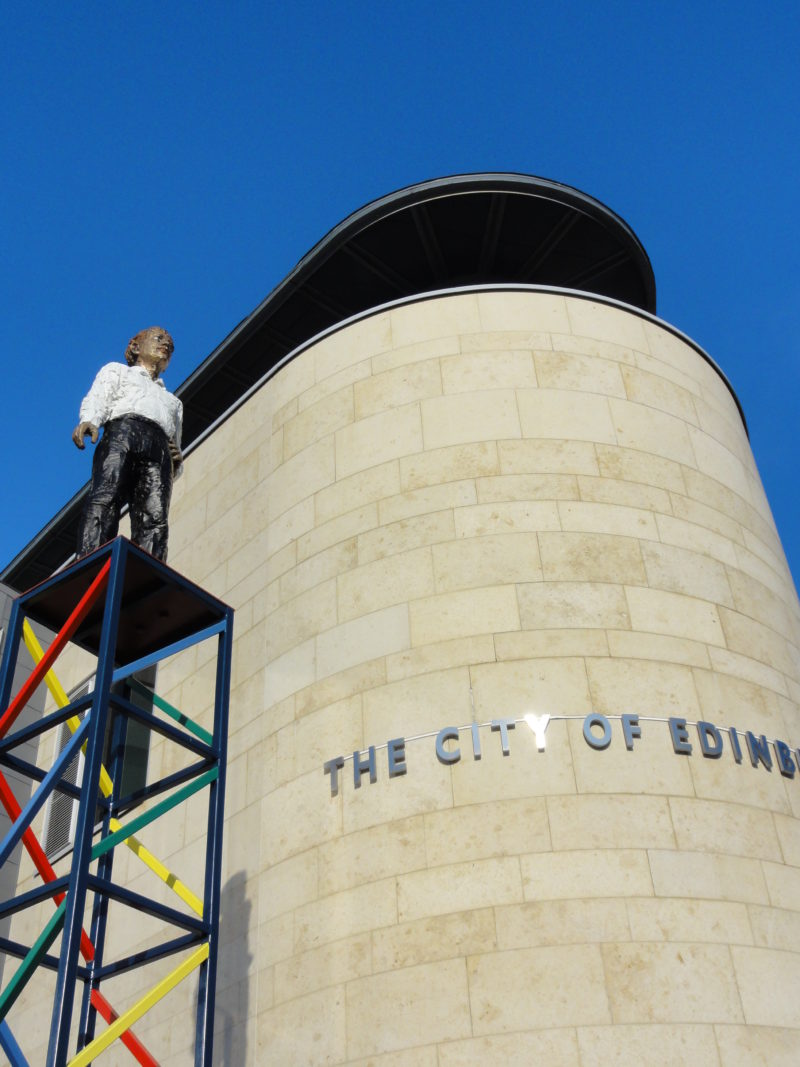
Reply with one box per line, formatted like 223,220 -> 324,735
0,537 -> 233,1066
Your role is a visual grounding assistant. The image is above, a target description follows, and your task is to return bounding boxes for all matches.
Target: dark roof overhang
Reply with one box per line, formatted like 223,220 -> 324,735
3,173 -> 657,590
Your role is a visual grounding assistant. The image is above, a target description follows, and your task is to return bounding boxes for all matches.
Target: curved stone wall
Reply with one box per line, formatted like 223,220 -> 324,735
12,289 -> 800,1063
170,289 -> 800,1063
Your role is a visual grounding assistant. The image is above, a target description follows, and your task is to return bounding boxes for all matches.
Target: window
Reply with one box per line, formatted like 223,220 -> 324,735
43,670 -> 154,860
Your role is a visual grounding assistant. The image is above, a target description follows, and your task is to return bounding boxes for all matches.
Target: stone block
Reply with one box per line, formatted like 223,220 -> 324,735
669,797 -> 782,861
381,480 -> 477,524
313,311 -> 392,379
517,388 -> 616,444
731,945 -> 800,1027
748,904 -> 800,951
715,1024 -> 800,1066
498,438 -> 599,475
719,607 -> 799,680
603,941 -> 743,1023
264,637 -> 316,707
478,290 -> 570,333
266,437 -> 335,521
345,958 -> 471,1058
762,860 -> 800,911
689,425 -> 753,503
621,363 -> 699,423
567,716 -> 695,797
461,329 -> 552,352
260,768 -> 341,867
362,666 -> 472,741
607,630 -> 711,669
258,849 -> 318,924
432,532 -> 542,591
642,541 -> 735,606
540,532 -> 646,584
534,349 -> 626,396
385,634 -> 496,683
397,856 -> 523,921
625,586 -> 725,645
586,657 -> 702,718
707,646 -> 789,698
423,797 -> 550,863
354,359 -> 442,419
520,849 -> 653,900
266,579 -> 338,661
391,293 -> 481,347
316,603 -> 410,680
298,503 -> 378,563
372,334 -> 460,374
358,509 -> 455,564
577,1023 -> 719,1066
318,816 -> 426,895
314,461 -> 400,525
338,546 -> 435,621
409,586 -> 520,645
558,499 -> 659,540
279,539 -> 357,603
454,500 -> 560,538
273,933 -> 372,1006
495,898 -> 629,949
609,397 -> 696,466
495,628 -> 610,659
477,471 -> 579,503
648,850 -> 768,905
283,386 -> 354,459
400,440 -> 499,489
566,298 -> 648,349
774,813 -> 800,867
439,1030 -> 580,1067
298,357 -> 371,412
467,944 -> 610,1032
441,349 -> 536,392
548,794 -> 675,851
450,720 -> 577,806
518,580 -> 630,630
336,403 -> 423,479
256,985 -> 346,1066
577,474 -> 671,512
627,897 -> 752,945
596,443 -> 685,493
421,390 -> 521,449
371,907 -> 496,972
294,877 -> 397,952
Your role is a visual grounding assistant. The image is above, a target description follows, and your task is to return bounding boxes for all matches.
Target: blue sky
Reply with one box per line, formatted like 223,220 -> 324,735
2,2 -> 799,588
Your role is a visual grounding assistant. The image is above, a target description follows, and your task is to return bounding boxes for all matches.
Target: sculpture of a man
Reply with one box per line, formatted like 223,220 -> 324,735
72,326 -> 183,562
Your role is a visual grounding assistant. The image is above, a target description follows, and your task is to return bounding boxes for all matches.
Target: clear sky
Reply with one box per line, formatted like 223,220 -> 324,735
2,2 -> 799,588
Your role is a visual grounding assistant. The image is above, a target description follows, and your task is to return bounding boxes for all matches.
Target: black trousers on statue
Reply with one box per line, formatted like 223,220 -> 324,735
77,415 -> 174,562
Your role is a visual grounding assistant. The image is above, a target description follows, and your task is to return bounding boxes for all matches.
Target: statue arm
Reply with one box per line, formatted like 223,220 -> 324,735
71,363 -> 120,450
169,398 -> 184,478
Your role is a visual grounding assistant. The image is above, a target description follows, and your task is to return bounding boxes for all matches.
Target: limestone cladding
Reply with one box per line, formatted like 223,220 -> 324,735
9,290 -> 800,1063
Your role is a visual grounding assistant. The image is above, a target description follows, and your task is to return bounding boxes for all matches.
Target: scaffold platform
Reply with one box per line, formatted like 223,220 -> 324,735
0,537 -> 233,1066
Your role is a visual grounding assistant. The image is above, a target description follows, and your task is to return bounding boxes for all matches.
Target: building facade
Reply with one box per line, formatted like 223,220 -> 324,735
4,175 -> 800,1064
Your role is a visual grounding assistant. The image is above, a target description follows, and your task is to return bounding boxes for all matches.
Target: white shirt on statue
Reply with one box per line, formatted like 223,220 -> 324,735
79,362 -> 183,447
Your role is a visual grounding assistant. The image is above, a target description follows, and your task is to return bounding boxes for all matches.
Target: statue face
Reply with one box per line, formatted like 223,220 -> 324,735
132,328 -> 173,376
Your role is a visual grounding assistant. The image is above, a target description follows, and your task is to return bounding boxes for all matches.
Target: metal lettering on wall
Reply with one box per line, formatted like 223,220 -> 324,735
322,713 -> 798,797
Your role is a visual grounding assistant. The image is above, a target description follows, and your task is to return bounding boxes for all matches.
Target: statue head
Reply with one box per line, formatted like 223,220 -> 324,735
125,327 -> 174,373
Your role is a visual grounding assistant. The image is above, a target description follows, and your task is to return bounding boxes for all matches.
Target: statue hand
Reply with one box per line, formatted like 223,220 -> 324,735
72,422 -> 99,449
168,439 -> 183,470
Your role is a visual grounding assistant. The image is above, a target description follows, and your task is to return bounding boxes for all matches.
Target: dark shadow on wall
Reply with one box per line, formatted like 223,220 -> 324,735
213,870 -> 253,1066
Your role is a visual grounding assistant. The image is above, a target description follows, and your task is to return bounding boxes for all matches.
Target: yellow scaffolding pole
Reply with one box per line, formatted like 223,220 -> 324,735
22,621 -> 203,916
67,943 -> 210,1067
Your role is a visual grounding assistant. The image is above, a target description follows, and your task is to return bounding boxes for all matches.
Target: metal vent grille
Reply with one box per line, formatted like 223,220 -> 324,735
42,683 -> 90,858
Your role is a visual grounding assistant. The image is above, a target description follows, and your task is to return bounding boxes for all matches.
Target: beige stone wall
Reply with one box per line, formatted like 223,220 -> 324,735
9,289 -> 800,1063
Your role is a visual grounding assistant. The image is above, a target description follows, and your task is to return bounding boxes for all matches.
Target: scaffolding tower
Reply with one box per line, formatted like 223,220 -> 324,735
0,537 -> 233,1065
